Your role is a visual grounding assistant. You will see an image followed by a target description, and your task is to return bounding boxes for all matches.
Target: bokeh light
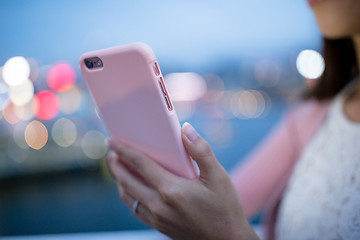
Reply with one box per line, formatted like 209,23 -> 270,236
9,79 -> 34,106
165,72 -> 206,102
202,74 -> 225,102
215,90 -> 237,120
3,101 -> 21,124
230,90 -> 266,119
47,63 -> 76,92
2,56 -> 30,86
58,86 -> 82,114
14,100 -> 35,121
254,59 -> 281,87
25,120 -> 48,150
52,118 -> 77,147
33,90 -> 60,120
81,130 -> 107,159
296,50 -> 324,79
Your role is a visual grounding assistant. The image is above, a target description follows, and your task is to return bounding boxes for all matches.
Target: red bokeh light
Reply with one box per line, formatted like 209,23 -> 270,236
33,90 -> 60,120
47,63 -> 76,92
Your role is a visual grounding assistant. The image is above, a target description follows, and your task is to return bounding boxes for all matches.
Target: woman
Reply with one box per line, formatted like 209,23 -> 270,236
107,0 -> 360,239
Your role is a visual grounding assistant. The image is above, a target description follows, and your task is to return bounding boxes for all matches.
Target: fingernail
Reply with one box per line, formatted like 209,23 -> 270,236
183,122 -> 199,142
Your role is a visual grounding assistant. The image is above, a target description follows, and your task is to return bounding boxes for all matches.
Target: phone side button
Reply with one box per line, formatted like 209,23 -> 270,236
158,80 -> 166,95
164,95 -> 173,111
153,62 -> 160,76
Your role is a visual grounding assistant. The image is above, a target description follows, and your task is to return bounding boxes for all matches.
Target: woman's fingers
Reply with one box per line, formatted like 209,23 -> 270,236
107,150 -> 158,206
117,185 -> 153,226
108,140 -> 179,190
182,123 -> 221,180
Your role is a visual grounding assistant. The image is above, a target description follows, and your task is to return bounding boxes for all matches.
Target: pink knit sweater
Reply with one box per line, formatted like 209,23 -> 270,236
231,99 -> 330,240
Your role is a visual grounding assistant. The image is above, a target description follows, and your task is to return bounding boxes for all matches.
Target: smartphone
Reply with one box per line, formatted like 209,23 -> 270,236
79,42 -> 197,179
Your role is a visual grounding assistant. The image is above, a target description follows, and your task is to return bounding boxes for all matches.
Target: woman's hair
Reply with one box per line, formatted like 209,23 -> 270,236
304,37 -> 358,100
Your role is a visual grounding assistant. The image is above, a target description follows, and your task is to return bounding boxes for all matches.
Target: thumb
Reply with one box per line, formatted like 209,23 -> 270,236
181,122 -> 220,179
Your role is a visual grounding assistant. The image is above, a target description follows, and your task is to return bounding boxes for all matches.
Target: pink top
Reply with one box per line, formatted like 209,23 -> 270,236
230,99 -> 330,239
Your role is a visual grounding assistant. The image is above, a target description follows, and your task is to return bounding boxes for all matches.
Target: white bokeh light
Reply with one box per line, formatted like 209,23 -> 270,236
2,57 -> 30,86
9,79 -> 34,106
52,118 -> 77,147
81,130 -> 107,159
165,72 -> 206,102
296,50 -> 325,79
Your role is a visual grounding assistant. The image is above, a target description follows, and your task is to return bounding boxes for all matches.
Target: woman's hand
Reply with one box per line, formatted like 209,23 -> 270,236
107,123 -> 259,240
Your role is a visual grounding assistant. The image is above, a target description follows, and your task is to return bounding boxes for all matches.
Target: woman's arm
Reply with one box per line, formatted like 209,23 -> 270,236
108,123 -> 259,240
231,100 -> 329,218
230,114 -> 299,218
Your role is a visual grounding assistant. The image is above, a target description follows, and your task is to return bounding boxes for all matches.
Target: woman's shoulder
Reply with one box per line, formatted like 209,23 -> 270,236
284,98 -> 332,148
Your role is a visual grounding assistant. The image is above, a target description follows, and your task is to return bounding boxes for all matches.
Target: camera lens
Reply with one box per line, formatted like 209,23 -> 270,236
85,59 -> 93,69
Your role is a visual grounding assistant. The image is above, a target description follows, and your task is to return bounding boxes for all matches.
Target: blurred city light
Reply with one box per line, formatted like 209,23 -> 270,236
33,90 -> 60,120
3,101 -> 21,124
58,86 -> 82,114
230,90 -> 266,119
296,50 -> 324,79
254,59 -> 281,87
165,72 -> 207,102
81,130 -> 107,159
47,63 -> 76,92
14,101 -> 35,121
24,120 -> 48,150
52,118 -> 78,147
2,57 -> 30,86
9,79 -> 34,106
202,74 -> 225,102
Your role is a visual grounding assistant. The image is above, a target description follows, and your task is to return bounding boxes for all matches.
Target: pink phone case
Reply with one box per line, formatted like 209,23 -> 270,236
79,42 -> 197,179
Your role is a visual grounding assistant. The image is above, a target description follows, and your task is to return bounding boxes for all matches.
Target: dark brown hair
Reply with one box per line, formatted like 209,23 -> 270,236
304,37 -> 358,100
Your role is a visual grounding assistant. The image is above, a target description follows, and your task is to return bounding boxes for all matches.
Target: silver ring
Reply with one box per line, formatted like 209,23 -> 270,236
132,200 -> 140,214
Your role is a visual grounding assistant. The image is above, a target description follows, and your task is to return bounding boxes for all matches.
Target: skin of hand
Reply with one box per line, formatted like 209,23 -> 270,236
107,122 -> 259,240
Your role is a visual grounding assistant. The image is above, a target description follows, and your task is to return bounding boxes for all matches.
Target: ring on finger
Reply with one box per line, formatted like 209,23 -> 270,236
132,199 -> 140,215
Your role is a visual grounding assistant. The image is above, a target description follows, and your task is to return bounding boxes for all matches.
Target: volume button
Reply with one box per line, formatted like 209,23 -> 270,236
158,79 -> 166,95
153,62 -> 160,76
164,95 -> 173,111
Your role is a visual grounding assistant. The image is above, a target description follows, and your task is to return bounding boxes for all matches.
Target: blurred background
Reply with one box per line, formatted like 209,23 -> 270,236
0,0 -> 324,237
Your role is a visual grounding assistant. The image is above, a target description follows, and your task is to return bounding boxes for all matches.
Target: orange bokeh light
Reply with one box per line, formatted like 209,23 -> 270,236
25,120 -> 48,150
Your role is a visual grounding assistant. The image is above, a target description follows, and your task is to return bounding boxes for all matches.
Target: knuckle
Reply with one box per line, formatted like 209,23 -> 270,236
196,140 -> 213,158
125,151 -> 144,170
159,184 -> 184,206
129,155 -> 142,169
117,177 -> 130,189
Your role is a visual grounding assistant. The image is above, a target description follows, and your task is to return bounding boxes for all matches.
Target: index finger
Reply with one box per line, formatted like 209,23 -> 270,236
108,139 -> 180,190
